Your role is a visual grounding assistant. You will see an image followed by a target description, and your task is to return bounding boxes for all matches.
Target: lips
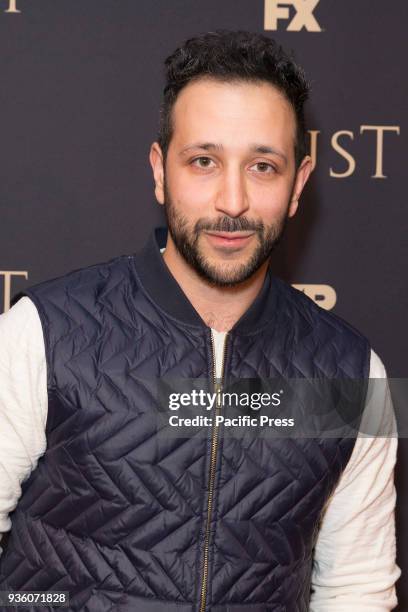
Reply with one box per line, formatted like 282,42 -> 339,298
204,231 -> 255,249
205,231 -> 255,240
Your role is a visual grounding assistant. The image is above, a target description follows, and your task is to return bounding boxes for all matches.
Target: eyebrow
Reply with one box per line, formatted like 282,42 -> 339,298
179,142 -> 287,164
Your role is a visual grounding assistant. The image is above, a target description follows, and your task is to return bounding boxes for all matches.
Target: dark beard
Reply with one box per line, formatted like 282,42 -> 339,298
163,177 -> 289,288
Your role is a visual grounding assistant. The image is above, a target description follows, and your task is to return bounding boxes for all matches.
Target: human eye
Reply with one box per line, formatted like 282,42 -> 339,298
191,156 -> 216,170
250,161 -> 277,174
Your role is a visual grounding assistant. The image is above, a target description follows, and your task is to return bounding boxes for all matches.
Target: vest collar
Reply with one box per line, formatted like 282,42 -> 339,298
132,226 -> 279,335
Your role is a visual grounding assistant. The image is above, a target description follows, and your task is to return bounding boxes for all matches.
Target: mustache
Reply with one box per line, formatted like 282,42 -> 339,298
195,217 -> 264,233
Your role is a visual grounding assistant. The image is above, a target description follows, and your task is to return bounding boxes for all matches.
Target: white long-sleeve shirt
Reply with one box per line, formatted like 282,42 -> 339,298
0,295 -> 401,610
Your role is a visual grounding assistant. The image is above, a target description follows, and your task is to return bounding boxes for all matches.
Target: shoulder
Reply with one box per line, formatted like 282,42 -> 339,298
275,276 -> 369,341
0,296 -> 46,392
23,254 -> 133,306
273,277 -> 371,376
22,254 -> 135,340
368,347 -> 387,378
0,296 -> 43,348
19,256 -> 136,385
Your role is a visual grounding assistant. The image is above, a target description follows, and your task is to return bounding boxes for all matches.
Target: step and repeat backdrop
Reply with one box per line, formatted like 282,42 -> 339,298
0,0 -> 406,605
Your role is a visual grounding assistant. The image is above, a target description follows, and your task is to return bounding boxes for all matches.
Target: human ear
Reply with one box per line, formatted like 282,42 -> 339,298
149,142 -> 165,205
288,155 -> 313,218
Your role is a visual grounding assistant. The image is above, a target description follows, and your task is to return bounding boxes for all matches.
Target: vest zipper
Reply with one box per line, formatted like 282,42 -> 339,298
199,330 -> 229,612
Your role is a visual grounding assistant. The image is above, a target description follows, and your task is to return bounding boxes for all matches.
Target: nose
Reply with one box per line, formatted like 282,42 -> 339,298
214,165 -> 249,218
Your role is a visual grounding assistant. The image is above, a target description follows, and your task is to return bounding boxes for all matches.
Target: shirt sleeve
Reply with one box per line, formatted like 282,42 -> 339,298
310,348 -> 401,611
0,296 -> 48,549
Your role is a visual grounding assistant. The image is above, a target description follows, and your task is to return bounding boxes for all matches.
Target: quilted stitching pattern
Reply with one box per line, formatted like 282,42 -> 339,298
0,256 -> 370,612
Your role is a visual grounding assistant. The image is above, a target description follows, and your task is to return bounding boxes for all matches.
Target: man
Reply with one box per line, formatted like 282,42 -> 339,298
0,30 -> 400,611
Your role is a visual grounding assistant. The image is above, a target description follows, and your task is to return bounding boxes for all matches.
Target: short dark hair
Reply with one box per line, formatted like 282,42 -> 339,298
157,30 -> 310,168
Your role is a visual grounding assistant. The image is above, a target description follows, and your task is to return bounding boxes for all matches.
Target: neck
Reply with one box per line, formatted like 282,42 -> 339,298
162,236 -> 270,332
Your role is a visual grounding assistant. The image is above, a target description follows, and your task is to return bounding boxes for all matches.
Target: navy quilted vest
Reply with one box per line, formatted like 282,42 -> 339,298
0,226 -> 370,612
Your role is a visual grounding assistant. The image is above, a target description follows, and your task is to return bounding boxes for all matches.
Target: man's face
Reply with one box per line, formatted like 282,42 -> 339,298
150,78 -> 311,287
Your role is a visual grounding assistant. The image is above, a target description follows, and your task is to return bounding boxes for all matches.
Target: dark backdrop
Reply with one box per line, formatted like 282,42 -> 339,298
0,0 -> 406,606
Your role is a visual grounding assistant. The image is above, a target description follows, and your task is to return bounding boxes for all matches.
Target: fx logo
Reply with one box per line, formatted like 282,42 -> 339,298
264,0 -> 322,32
2,0 -> 20,12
